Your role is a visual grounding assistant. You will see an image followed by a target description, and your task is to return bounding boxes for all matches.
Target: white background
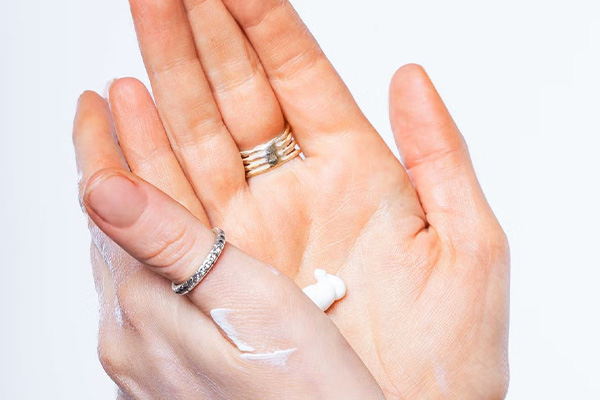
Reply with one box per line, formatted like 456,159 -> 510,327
1,0 -> 599,398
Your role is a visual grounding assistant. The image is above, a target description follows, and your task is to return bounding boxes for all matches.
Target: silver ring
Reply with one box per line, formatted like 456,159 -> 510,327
171,228 -> 226,295
240,123 -> 301,178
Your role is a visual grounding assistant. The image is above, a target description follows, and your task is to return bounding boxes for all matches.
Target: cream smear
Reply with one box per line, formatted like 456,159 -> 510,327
239,348 -> 297,367
210,308 -> 255,352
210,308 -> 296,368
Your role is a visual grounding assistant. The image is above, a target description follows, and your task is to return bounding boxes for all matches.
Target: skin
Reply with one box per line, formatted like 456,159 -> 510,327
73,0 -> 510,398
75,126 -> 384,399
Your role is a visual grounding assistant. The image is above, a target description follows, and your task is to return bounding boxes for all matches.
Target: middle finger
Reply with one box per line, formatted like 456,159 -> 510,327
129,0 -> 245,210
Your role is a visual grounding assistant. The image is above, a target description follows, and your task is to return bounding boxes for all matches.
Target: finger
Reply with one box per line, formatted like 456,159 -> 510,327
389,64 -> 499,236
129,0 -> 246,209
221,0 -> 376,156
73,90 -> 138,307
181,0 -> 285,150
108,78 -> 207,223
73,91 -> 127,201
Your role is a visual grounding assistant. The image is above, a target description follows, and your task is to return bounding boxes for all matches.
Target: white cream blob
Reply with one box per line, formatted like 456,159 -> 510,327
210,308 -> 255,352
302,269 -> 346,311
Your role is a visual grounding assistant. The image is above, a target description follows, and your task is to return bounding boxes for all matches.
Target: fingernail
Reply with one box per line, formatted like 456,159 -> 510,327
103,79 -> 117,100
85,173 -> 148,228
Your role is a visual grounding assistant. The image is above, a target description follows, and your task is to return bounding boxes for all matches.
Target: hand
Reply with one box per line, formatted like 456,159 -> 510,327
81,0 -> 510,398
73,93 -> 385,399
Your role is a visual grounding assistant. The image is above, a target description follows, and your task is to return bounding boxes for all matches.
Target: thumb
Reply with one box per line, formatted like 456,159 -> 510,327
83,168 -> 214,286
389,64 -> 499,238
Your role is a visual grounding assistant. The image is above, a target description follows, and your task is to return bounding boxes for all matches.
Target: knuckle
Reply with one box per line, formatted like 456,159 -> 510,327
212,63 -> 261,96
271,43 -> 324,82
185,0 -> 213,15
142,221 -> 193,270
151,54 -> 197,78
228,0 -> 285,29
97,331 -> 128,378
176,114 -> 226,149
97,328 -> 138,396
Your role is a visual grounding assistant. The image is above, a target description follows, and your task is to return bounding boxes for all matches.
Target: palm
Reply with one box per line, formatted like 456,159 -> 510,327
104,0 -> 510,398
229,151 -> 419,395
210,127 -> 507,398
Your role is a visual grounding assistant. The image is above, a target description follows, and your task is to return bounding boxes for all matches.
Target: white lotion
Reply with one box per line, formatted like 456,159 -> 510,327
239,348 -> 297,367
302,269 -> 346,311
211,309 -> 298,368
210,308 -> 255,352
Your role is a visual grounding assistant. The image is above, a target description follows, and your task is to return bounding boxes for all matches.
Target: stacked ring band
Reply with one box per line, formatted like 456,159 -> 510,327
171,228 -> 226,295
240,123 -> 302,178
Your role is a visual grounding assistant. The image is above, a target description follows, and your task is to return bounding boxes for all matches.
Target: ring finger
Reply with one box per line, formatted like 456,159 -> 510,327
129,0 -> 292,211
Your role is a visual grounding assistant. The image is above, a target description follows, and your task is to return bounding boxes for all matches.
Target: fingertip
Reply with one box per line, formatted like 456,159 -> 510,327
109,77 -> 148,103
389,62 -> 457,149
389,63 -> 438,119
75,91 -> 109,121
391,63 -> 429,92
77,89 -> 100,103
77,90 -> 106,109
109,77 -> 155,117
75,91 -> 106,123
73,90 -> 111,146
